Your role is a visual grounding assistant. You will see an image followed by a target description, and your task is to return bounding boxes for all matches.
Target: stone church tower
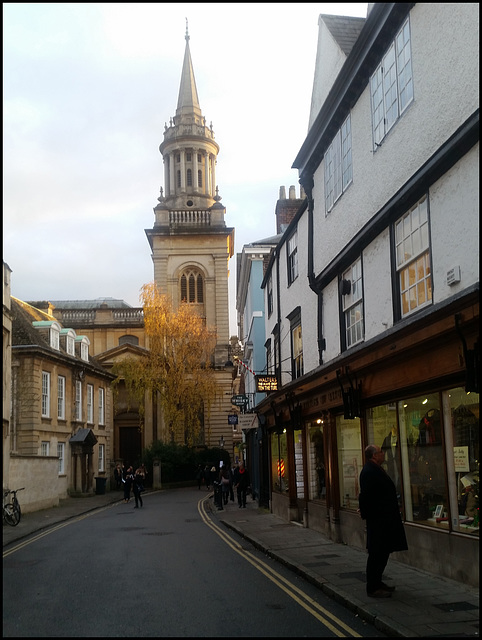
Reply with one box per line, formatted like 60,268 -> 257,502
145,25 -> 235,451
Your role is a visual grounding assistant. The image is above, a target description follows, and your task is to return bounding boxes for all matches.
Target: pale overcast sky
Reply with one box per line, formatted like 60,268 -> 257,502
3,3 -> 368,335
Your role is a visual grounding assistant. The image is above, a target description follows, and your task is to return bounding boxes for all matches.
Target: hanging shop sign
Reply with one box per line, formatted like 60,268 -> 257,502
255,375 -> 278,392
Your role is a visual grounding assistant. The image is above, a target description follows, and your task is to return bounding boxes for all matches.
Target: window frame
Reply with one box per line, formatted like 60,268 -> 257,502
57,375 -> 66,420
370,17 -> 413,149
75,380 -> 82,421
287,230 -> 298,286
98,388 -> 105,426
41,371 -> 51,418
87,383 -> 94,424
288,308 -> 303,380
394,195 -> 432,319
324,114 -> 352,213
98,444 -> 105,472
58,442 -> 65,474
341,257 -> 364,350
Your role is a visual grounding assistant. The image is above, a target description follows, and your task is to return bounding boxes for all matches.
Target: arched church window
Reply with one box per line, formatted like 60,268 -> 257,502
187,169 -> 192,186
198,170 -> 202,188
180,269 -> 204,303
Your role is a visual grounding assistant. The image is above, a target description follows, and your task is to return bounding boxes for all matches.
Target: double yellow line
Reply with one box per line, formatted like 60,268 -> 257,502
198,497 -> 361,637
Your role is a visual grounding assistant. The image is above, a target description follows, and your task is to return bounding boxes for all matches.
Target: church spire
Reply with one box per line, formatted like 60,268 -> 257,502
176,18 -> 202,119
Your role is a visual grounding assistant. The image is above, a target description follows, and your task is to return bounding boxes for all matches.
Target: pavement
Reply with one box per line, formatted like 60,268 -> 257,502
3,488 -> 479,638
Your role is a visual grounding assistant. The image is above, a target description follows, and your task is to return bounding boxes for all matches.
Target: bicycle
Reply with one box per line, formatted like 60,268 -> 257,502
3,487 -> 24,527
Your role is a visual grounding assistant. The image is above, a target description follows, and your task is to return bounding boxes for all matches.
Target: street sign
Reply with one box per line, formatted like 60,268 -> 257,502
237,414 -> 257,431
231,394 -> 248,406
228,414 -> 238,425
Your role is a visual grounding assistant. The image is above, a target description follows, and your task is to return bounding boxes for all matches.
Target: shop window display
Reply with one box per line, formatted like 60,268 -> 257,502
294,429 -> 304,498
366,404 -> 401,499
398,393 -> 448,526
336,416 -> 362,508
307,421 -> 326,500
271,430 -> 289,494
447,387 -> 479,535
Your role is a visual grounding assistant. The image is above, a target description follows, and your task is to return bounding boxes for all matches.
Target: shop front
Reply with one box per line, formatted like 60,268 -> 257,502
261,296 -> 479,586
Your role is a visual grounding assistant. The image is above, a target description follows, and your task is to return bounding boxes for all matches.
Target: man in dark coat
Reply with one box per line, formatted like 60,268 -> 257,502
359,444 -> 408,598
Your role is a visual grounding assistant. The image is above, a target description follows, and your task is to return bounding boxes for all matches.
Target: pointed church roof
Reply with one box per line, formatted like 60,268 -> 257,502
176,21 -> 202,119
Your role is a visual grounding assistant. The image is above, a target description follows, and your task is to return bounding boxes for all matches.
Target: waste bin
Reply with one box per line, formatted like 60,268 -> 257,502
95,477 -> 107,495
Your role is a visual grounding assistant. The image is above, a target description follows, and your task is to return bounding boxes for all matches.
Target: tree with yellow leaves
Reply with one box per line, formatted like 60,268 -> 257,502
113,283 -> 219,446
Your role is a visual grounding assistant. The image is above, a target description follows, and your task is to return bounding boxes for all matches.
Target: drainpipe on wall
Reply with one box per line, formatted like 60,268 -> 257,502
301,175 -> 325,366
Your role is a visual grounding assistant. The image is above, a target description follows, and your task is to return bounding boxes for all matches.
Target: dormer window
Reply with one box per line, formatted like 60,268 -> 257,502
60,328 -> 76,356
75,336 -> 90,362
32,320 -> 61,351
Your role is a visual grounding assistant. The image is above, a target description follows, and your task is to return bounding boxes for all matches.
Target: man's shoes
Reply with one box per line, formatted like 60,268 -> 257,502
380,582 -> 395,592
367,588 -> 392,598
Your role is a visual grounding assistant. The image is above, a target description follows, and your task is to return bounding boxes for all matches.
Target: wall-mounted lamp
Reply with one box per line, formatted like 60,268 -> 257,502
339,279 -> 351,296
219,435 -> 225,448
336,366 -> 361,419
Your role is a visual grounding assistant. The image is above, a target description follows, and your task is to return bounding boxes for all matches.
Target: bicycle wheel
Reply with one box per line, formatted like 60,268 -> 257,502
3,503 -> 20,526
12,496 -> 21,521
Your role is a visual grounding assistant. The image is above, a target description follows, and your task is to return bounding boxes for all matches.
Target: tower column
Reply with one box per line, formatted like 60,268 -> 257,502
210,155 -> 216,195
180,150 -> 186,191
193,148 -> 198,191
204,153 -> 210,196
164,156 -> 169,197
169,153 -> 175,195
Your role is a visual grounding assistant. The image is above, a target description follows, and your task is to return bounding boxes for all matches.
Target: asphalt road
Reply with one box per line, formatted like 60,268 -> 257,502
3,488 -> 385,637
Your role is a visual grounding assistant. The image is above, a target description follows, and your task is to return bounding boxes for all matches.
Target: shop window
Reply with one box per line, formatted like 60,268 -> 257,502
366,404 -> 402,503
307,420 -> 326,500
398,393 -> 447,527
447,387 -> 479,535
271,430 -> 289,494
336,415 -> 362,508
294,429 -> 304,498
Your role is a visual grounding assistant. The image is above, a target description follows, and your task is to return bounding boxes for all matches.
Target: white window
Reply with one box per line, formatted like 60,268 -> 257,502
58,442 -> 65,474
324,114 -> 352,212
287,231 -> 298,285
57,375 -> 66,420
42,371 -> 50,417
50,325 -> 60,350
66,333 -> 75,355
76,336 -> 90,362
395,195 -> 432,317
370,17 -> 413,148
41,441 -> 50,456
342,258 -> 364,348
98,388 -> 105,426
87,384 -> 94,423
75,380 -> 82,421
98,444 -> 105,472
267,275 -> 273,317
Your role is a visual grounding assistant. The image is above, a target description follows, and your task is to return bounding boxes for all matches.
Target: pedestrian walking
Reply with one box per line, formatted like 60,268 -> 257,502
229,463 -> 236,502
234,460 -> 250,508
114,463 -> 123,490
219,465 -> 230,506
133,466 -> 145,508
204,465 -> 211,490
123,466 -> 134,503
358,444 -> 408,598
